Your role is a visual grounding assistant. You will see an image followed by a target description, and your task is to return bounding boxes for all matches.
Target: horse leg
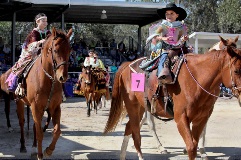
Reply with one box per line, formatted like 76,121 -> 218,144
86,93 -> 91,117
198,124 -> 207,155
31,107 -> 44,159
44,106 -> 61,158
176,114 -> 197,160
3,92 -> 13,132
43,110 -> 51,132
120,121 -> 131,160
16,101 -> 27,153
31,123 -> 37,158
127,105 -> 143,160
183,123 -> 207,155
146,111 -> 167,154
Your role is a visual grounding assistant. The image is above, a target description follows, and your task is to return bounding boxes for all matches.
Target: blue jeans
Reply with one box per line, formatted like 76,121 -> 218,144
157,53 -> 168,76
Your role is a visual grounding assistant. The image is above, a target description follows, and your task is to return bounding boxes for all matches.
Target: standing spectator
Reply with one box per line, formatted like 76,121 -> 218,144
118,40 -> 126,62
95,41 -> 102,55
0,37 -> 4,51
102,39 -> 109,56
110,39 -> 117,62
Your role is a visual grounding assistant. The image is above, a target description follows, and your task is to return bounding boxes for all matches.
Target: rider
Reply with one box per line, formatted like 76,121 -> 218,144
83,49 -> 100,68
155,3 -> 188,84
6,13 -> 51,92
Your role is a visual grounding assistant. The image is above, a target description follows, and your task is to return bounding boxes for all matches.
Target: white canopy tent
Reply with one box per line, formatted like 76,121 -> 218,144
188,32 -> 241,53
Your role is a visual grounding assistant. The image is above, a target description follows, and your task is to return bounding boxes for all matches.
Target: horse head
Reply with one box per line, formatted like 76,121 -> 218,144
43,27 -> 72,83
81,66 -> 92,84
219,36 -> 241,105
209,35 -> 238,51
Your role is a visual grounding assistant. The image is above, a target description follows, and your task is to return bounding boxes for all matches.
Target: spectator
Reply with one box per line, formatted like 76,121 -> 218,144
110,39 -> 117,62
118,40 -> 126,62
95,41 -> 102,55
89,39 -> 96,50
0,37 -> 4,51
3,44 -> 11,54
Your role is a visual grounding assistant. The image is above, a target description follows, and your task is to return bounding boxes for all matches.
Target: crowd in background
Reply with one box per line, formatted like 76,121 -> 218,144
68,38 -> 139,72
0,35 -> 140,74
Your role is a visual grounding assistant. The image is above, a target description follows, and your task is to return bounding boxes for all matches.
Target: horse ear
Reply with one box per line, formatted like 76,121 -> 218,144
51,27 -> 57,37
219,35 -> 227,46
67,28 -> 73,39
234,35 -> 239,42
227,46 -> 237,58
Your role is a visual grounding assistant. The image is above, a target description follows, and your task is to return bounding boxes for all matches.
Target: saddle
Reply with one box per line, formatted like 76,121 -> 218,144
129,50 -> 186,117
15,55 -> 40,98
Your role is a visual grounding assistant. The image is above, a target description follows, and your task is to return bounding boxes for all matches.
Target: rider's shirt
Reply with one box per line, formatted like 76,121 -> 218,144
157,20 -> 187,46
20,29 -> 51,58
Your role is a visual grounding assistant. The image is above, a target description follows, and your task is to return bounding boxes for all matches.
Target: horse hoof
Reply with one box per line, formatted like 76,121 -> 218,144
43,147 -> 52,158
8,127 -> 14,132
183,148 -> 187,154
31,147 -> 37,158
199,148 -> 206,154
160,150 -> 168,154
31,152 -> 37,159
43,126 -> 47,132
20,146 -> 27,153
37,155 -> 43,160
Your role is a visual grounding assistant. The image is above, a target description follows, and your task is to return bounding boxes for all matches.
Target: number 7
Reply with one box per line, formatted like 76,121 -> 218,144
136,80 -> 140,88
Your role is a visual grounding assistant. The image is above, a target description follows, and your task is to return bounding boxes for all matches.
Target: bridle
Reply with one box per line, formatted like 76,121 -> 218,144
182,47 -> 241,99
40,35 -> 69,111
228,57 -> 241,98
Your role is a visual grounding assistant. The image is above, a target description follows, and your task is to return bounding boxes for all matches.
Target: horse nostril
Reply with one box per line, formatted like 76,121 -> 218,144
59,76 -> 65,82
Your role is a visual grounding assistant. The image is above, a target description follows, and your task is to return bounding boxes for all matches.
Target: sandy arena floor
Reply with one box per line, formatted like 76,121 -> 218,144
0,96 -> 241,159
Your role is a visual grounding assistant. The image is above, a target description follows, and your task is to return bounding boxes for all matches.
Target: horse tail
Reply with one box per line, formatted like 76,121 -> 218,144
103,62 -> 130,134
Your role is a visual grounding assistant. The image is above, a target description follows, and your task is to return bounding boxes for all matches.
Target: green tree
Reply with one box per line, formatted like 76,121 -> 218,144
182,0 -> 219,33
216,0 -> 241,33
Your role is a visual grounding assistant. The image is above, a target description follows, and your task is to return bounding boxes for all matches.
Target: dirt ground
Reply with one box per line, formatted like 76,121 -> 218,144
0,96 -> 241,160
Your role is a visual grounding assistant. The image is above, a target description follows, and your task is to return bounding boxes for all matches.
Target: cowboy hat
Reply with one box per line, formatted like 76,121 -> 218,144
157,3 -> 187,21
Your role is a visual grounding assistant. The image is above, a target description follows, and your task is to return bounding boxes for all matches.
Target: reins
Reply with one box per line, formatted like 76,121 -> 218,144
40,35 -> 67,111
182,48 -> 234,99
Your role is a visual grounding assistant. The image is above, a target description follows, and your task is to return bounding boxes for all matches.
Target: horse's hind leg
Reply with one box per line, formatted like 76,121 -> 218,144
3,92 -> 13,132
145,111 -> 167,154
120,121 -> 131,160
124,104 -> 143,160
44,106 -> 61,158
16,101 -> 27,153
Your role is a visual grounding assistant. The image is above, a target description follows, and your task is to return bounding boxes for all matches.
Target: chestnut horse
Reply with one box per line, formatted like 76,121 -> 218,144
0,27 -> 72,160
104,36 -> 241,160
80,66 -> 107,116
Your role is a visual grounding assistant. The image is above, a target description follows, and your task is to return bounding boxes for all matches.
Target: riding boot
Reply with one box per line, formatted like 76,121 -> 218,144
158,57 -> 172,84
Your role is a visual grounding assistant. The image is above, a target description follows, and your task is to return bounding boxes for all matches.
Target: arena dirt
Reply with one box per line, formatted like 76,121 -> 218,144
0,96 -> 241,159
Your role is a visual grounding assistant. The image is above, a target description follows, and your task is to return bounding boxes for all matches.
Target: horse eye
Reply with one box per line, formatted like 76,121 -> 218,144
234,69 -> 241,74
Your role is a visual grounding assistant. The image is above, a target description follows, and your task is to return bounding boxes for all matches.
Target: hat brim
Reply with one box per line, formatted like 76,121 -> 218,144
157,7 -> 187,21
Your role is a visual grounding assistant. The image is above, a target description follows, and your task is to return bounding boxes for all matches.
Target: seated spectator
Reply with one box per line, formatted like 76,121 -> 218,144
3,44 -> 11,54
128,52 -> 136,61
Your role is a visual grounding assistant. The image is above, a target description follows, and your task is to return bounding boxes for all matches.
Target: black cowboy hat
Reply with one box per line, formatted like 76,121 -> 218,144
157,3 -> 187,21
